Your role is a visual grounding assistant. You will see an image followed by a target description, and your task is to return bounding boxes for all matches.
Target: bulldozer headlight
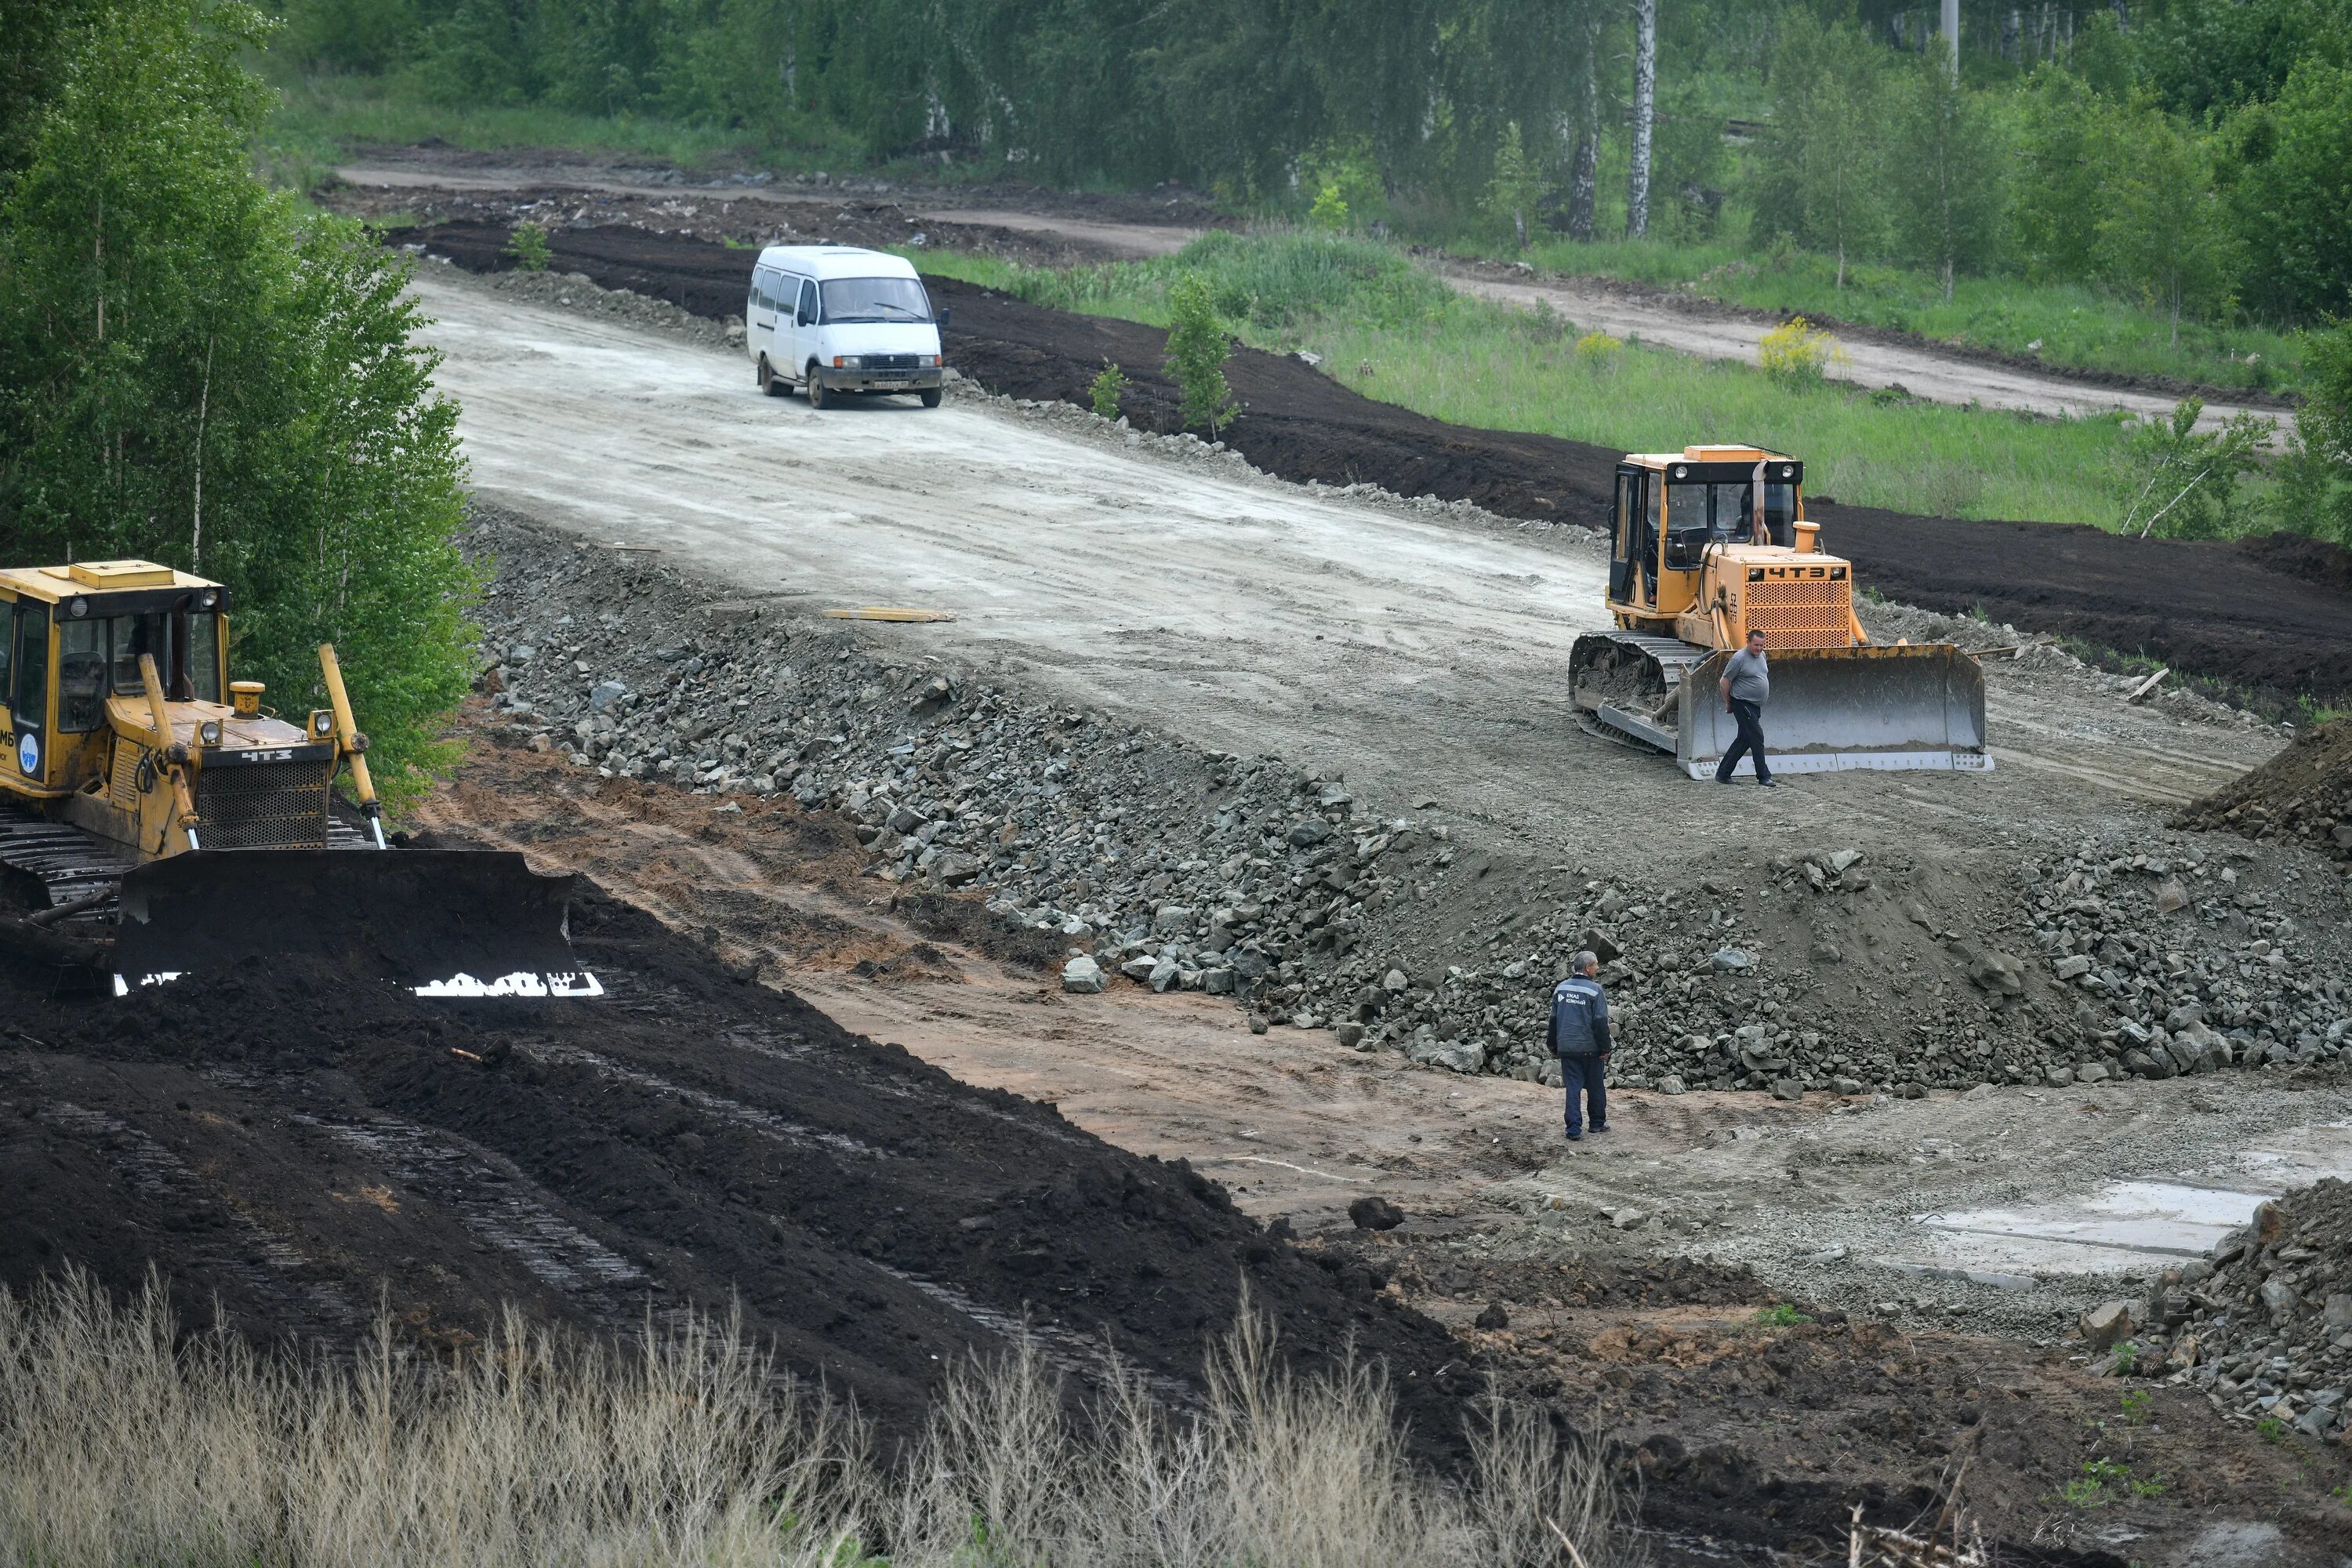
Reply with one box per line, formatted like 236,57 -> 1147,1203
198,720 -> 223,746
1671,463 -> 1689,478
1777,464 -> 1795,478
1747,568 -> 1765,582
311,710 -> 335,736
1830,566 -> 1848,580
67,596 -> 89,619
197,589 -> 220,609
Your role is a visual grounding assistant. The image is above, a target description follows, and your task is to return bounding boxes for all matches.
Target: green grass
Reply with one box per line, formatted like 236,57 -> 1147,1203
916,229 -> 2180,529
1444,229 -> 2306,399
1751,1302 -> 1810,1330
263,72 -> 862,183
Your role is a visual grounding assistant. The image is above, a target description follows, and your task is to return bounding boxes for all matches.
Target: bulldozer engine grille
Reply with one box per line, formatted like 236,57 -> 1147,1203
110,742 -> 148,811
1744,579 -> 1851,648
194,760 -> 332,849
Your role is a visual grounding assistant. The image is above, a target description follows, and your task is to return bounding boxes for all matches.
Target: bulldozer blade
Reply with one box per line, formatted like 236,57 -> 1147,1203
1675,644 -> 1991,779
113,849 -> 602,999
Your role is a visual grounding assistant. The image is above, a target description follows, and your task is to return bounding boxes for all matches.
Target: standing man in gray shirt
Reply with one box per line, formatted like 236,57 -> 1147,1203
1715,628 -> 1777,787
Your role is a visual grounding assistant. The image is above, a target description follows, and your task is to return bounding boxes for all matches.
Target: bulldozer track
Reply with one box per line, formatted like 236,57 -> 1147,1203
0,801 -> 371,937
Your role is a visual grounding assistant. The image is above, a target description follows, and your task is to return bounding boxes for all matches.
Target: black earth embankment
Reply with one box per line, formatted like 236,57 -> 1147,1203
397,220 -> 2352,709
0,888 -> 1464,1447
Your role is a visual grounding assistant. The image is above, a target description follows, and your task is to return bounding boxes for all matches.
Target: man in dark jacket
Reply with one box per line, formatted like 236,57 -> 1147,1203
1547,950 -> 1611,1141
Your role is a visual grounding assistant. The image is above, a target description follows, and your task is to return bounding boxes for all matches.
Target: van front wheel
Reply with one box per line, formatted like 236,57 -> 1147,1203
805,366 -> 830,409
920,387 -> 943,408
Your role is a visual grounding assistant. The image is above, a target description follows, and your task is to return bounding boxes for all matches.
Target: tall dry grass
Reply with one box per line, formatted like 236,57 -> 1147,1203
0,1269 -> 1641,1567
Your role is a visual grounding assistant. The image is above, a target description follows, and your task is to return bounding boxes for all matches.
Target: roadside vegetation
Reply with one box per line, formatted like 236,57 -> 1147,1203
0,0 -> 476,804
916,231 -> 2257,533
0,1269 -> 1639,1568
253,2 -> 2350,409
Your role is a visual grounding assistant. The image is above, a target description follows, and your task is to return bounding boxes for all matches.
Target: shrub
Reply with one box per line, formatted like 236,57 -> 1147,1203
1575,330 -> 1625,369
1087,360 -> 1129,420
1757,316 -> 1843,386
505,219 -> 552,270
1163,274 -> 1240,438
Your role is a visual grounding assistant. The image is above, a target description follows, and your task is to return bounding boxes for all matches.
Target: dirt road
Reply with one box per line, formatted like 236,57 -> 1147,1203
345,154 -> 2286,430
408,266 -> 2274,883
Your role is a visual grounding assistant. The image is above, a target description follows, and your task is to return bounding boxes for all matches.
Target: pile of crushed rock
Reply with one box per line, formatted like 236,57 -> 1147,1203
2097,1179 -> 2352,1443
468,503 -> 2349,1099
2175,716 -> 2352,868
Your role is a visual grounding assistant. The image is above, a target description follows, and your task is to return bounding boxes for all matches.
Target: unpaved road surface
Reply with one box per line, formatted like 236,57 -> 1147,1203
345,154 -> 2285,430
1449,268 -> 2289,434
409,265 -> 2276,883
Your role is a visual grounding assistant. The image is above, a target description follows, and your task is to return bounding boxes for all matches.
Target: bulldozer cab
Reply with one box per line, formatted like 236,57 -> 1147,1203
1609,448 -> 1805,617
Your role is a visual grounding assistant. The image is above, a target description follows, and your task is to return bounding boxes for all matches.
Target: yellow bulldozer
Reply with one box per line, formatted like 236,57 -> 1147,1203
1570,446 -> 1991,777
0,559 -> 596,996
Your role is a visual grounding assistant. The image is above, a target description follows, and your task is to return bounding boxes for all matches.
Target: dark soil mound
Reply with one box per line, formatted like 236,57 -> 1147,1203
392,219 -> 2352,707
2172,715 -> 2352,862
0,879 -> 1464,1446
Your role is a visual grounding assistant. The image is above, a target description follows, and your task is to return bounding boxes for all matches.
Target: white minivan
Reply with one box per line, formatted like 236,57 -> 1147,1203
745,245 -> 946,408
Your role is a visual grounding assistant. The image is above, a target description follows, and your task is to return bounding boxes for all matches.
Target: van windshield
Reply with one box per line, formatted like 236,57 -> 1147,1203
818,276 -> 933,323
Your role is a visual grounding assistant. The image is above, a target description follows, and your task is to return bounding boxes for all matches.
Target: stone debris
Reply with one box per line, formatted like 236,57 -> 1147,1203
2125,1178 -> 2352,1441
1348,1196 -> 1405,1232
470,510 -> 2349,1102
2172,715 -> 2352,869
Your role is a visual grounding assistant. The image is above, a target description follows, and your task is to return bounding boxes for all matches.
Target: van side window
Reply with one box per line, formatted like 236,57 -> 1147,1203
797,278 -> 818,325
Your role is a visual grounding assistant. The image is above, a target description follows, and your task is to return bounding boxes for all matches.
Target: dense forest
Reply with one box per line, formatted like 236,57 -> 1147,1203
270,0 -> 2352,328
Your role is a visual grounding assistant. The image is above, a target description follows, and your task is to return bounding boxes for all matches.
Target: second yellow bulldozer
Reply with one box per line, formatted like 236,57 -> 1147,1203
1570,446 -> 1991,777
0,559 -> 597,996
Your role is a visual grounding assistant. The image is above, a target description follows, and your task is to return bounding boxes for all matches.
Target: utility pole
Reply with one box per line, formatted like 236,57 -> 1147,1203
1940,0 -> 1960,82
1627,0 -> 1655,239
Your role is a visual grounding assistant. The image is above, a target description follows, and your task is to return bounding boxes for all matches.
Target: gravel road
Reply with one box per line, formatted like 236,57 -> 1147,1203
409,265 -> 2277,895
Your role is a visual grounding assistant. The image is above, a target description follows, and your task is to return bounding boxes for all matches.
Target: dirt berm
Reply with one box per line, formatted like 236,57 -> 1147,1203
2175,714 -> 2352,864
0,889 -> 1466,1447
396,219 -> 2352,710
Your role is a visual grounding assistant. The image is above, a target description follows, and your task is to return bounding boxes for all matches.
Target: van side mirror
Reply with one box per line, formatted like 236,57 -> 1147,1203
937,307 -> 951,329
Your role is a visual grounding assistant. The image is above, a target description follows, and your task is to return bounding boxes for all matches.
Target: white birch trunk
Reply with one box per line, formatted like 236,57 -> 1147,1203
1627,0 -> 1656,239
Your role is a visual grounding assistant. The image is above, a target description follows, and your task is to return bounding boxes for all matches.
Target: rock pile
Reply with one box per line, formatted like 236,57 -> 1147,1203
2017,844 -> 2348,1078
2129,1179 -> 2352,1442
468,507 -> 2349,1100
2174,716 -> 2352,869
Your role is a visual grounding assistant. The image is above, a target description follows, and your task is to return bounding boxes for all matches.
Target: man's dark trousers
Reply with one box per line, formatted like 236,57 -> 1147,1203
1715,698 -> 1772,783
1560,1053 -> 1606,1136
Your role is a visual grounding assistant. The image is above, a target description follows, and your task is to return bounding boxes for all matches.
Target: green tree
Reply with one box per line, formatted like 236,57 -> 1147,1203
1483,121 -> 1542,249
2099,111 -> 2234,350
1886,54 -> 2005,300
2272,320 -> 2352,545
1162,273 -> 1238,439
2221,58 -> 2352,323
1751,16 -> 1884,283
2010,66 -> 2124,285
1795,28 -> 1884,288
2117,400 -> 2273,539
0,0 -> 476,804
